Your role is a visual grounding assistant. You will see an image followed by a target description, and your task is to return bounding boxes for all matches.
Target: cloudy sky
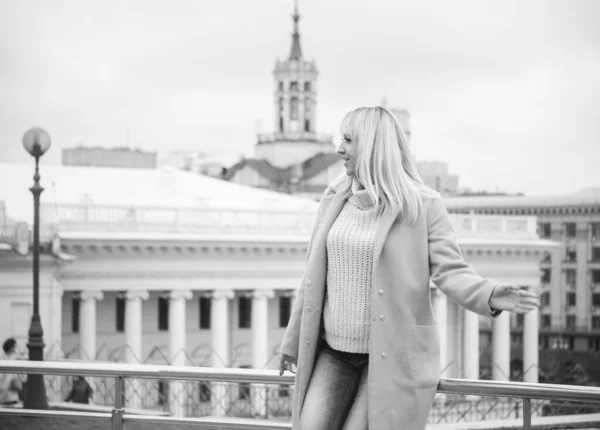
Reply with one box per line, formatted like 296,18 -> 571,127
1,0 -> 598,196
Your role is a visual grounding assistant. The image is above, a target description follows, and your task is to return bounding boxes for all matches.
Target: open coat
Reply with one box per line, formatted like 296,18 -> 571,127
280,177 -> 500,430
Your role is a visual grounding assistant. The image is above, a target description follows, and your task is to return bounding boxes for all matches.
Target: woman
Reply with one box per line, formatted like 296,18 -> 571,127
279,106 -> 539,430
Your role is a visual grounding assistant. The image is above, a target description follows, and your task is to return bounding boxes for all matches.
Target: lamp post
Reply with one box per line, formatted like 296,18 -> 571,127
22,127 -> 51,409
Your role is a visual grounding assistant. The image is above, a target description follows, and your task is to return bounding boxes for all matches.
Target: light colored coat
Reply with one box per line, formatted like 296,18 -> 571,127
280,177 -> 499,430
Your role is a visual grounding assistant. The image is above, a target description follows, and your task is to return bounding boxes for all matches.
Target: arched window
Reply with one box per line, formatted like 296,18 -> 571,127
290,97 -> 299,120
304,99 -> 311,131
304,81 -> 311,91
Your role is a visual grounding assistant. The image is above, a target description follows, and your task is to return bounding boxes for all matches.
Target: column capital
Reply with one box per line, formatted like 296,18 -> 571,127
126,290 -> 149,301
169,289 -> 193,301
80,290 -> 103,302
212,289 -> 235,300
252,289 -> 275,300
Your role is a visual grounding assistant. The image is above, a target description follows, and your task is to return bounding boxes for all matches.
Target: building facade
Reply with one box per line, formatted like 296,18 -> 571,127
0,162 -> 556,418
62,145 -> 157,169
444,191 -> 600,355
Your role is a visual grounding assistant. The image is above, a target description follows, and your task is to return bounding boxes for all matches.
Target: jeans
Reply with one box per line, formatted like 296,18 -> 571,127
299,340 -> 369,430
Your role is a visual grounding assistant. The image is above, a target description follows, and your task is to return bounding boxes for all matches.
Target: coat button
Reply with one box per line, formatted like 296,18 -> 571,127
307,280 -> 312,286
307,305 -> 312,311
378,289 -> 384,295
380,315 -> 385,321
307,341 -> 311,345
381,353 -> 387,359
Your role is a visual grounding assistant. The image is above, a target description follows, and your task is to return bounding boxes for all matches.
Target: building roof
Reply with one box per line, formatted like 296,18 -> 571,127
0,162 -> 318,225
224,152 -> 341,184
443,189 -> 600,210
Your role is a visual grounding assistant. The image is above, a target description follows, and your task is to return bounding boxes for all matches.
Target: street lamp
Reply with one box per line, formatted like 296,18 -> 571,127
22,127 -> 51,409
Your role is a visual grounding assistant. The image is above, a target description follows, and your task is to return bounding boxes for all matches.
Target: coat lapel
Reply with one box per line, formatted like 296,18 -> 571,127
372,206 -> 400,276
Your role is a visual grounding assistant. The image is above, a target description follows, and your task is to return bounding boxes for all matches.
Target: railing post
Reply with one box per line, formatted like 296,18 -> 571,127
112,376 -> 125,430
523,398 -> 531,430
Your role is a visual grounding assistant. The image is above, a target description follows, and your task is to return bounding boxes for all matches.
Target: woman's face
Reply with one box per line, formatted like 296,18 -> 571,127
337,133 -> 358,176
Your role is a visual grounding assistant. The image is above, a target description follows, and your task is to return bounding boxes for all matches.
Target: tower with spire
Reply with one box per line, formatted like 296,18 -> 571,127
225,1 -> 342,200
254,0 -> 335,168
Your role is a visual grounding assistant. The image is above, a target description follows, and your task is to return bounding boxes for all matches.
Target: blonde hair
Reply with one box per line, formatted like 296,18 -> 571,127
340,106 -> 437,224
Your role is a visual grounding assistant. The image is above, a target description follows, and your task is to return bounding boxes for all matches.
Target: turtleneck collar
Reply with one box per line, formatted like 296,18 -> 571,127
348,178 -> 376,210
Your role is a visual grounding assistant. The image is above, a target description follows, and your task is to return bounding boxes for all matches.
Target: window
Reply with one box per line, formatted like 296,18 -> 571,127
116,297 -> 125,332
540,336 -> 549,349
541,315 -> 551,328
565,269 -> 577,287
435,177 -> 441,192
158,297 -> 169,331
541,292 -> 550,307
593,248 -> 600,262
199,381 -> 211,402
279,296 -> 292,328
592,223 -> 600,241
290,81 -> 298,91
304,81 -> 311,91
290,97 -> 299,121
565,222 -> 576,238
199,297 -> 211,329
565,250 -> 577,262
541,252 -> 552,264
541,269 -> 551,284
566,292 -> 576,307
72,297 -> 80,333
304,99 -> 311,132
515,314 -> 524,328
238,296 -> 252,329
592,316 -> 600,330
538,222 -> 551,238
238,365 -> 251,399
278,81 -> 284,91
592,270 -> 600,284
566,315 -> 576,330
157,381 -> 168,405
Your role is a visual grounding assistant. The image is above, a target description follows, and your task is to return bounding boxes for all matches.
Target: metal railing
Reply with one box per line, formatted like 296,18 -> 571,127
40,203 -> 317,237
2,360 -> 600,430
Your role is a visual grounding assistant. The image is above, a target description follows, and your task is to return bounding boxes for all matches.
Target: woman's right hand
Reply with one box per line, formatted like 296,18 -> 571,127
279,353 -> 297,376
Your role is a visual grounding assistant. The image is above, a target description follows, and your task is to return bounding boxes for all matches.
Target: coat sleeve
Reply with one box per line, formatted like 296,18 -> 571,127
427,195 -> 501,317
279,189 -> 330,359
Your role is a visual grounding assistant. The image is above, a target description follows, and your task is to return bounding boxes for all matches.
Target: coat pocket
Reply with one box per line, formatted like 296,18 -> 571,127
410,324 -> 441,389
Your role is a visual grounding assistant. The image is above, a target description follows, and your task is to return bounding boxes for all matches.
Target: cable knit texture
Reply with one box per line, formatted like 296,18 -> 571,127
323,179 -> 384,353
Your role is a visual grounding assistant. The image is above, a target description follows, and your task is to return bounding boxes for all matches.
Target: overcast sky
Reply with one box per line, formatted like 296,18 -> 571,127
1,0 -> 598,196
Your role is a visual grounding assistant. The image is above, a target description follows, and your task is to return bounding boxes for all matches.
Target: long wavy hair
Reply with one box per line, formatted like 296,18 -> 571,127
339,106 -> 437,225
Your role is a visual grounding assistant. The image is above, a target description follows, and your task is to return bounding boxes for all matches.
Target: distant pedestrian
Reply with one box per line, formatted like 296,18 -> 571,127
0,338 -> 23,405
66,376 -> 93,404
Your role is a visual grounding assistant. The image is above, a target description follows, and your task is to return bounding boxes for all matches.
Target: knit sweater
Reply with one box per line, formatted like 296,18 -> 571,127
323,179 -> 384,353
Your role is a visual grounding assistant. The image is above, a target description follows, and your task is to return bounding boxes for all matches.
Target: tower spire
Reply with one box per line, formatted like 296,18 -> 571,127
289,0 -> 303,60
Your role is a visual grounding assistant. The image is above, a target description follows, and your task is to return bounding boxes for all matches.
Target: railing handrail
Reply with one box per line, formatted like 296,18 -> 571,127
2,359 -> 600,404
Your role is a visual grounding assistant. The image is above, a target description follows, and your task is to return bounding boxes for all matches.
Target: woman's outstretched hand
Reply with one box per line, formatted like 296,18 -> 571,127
279,353 -> 297,376
489,285 -> 540,313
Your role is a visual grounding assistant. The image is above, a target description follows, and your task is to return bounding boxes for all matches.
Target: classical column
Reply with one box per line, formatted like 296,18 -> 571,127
251,289 -> 275,417
462,309 -> 480,380
125,290 -> 149,410
523,304 -> 539,383
79,291 -> 103,361
211,289 -> 234,417
433,288 -> 449,377
168,289 -> 192,417
492,312 -> 511,381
